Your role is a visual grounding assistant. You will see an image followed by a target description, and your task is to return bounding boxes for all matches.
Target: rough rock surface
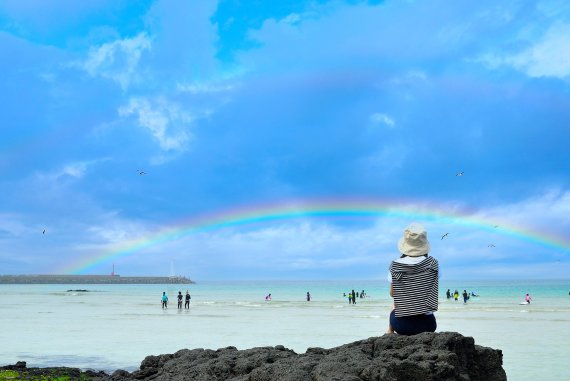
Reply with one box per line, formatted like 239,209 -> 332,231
1,332 -> 506,381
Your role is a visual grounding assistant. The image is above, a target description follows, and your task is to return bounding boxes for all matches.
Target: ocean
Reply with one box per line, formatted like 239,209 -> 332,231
1,280 -> 569,381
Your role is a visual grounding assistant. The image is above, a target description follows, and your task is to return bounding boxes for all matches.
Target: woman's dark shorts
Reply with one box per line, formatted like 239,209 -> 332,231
390,310 -> 437,335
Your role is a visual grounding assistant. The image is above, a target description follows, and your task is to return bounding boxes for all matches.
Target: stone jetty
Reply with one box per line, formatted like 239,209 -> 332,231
0,274 -> 193,284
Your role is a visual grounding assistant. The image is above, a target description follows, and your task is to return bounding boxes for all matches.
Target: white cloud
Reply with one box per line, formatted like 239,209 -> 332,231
85,213 -> 150,245
537,0 -> 570,18
180,190 -> 570,274
8,188 -> 565,278
136,195 -> 568,278
478,22 -> 570,79
280,13 -> 301,25
389,70 -> 428,86
442,261 -> 570,280
60,163 -> 88,178
369,113 -> 395,128
36,159 -> 108,182
365,144 -> 409,174
176,82 -> 235,94
474,188 -> 570,239
119,97 -> 192,155
0,213 -> 33,238
23,187 -> 570,278
81,32 -> 152,90
166,220 -> 396,273
288,255 -> 382,270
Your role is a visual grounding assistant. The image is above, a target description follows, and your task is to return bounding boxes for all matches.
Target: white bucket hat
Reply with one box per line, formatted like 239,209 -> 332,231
398,223 -> 430,257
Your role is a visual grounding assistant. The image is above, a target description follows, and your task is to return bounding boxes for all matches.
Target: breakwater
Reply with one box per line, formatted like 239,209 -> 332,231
0,275 -> 194,284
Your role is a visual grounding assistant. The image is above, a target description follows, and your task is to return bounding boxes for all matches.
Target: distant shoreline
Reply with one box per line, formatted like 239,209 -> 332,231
0,275 -> 194,284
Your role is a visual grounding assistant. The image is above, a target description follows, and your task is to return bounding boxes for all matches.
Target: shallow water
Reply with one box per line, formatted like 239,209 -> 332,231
1,280 -> 569,381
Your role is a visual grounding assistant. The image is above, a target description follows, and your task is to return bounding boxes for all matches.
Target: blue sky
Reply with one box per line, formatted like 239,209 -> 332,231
1,0 -> 569,280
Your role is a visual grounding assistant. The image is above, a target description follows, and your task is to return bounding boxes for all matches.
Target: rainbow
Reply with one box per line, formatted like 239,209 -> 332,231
59,198 -> 570,274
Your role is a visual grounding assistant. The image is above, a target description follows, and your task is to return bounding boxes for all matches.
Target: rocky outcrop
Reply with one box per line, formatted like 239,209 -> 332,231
1,332 -> 506,381
0,361 -> 108,380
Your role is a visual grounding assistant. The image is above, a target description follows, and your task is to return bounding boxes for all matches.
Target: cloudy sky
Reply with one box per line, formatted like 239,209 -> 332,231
1,0 -> 569,280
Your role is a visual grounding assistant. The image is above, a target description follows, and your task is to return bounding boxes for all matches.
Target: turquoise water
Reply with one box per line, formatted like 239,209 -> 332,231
1,280 -> 569,381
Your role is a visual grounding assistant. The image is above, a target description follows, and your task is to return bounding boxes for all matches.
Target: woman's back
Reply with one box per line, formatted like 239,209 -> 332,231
387,223 -> 438,335
390,255 -> 439,317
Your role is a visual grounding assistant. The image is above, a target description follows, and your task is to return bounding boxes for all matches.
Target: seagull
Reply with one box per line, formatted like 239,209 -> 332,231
138,170 -> 146,175
488,244 -> 495,248
441,233 -> 449,240
455,171 -> 464,177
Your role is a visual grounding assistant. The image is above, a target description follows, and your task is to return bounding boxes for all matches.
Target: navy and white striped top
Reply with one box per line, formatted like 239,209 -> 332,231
389,256 -> 439,317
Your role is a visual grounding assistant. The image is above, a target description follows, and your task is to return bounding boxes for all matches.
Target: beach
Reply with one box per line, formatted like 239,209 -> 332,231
1,280 -> 569,380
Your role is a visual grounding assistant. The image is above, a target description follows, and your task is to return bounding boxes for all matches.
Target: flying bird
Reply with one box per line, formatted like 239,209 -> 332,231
441,233 -> 449,240
488,244 -> 495,248
138,170 -> 146,175
493,225 -> 499,228
455,171 -> 464,177
42,229 -> 45,235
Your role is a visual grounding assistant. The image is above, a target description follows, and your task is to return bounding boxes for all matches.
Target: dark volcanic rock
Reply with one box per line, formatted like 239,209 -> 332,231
1,332 -> 506,381
110,332 -> 506,381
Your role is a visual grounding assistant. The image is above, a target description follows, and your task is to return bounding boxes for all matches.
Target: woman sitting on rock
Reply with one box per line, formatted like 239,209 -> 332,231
387,223 -> 439,335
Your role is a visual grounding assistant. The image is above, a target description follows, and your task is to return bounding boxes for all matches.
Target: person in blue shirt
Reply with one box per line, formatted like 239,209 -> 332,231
161,292 -> 168,309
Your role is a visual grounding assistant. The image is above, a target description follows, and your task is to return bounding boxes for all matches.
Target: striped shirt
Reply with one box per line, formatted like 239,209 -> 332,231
390,256 -> 439,317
